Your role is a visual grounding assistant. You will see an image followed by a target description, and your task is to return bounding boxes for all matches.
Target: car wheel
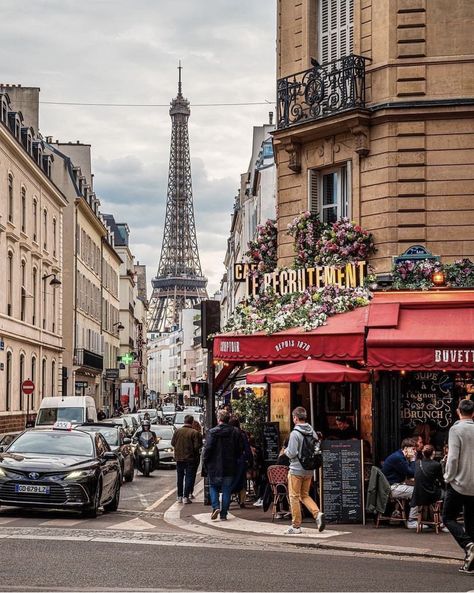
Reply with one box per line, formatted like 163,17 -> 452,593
103,478 -> 120,512
82,481 -> 101,519
143,458 -> 151,477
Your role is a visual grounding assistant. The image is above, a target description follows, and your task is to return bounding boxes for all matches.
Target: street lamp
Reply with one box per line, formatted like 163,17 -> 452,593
113,322 -> 125,331
42,273 -> 61,286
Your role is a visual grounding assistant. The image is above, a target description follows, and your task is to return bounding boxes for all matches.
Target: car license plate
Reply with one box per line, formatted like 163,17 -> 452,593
15,484 -> 50,494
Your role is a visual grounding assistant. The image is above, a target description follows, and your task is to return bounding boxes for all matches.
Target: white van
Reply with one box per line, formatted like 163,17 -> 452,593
35,396 -> 97,427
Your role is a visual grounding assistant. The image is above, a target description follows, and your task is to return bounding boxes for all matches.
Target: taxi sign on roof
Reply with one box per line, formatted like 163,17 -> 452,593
53,421 -> 73,431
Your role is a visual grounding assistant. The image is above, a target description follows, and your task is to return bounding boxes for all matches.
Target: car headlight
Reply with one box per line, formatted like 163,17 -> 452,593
162,448 -> 173,453
0,468 -> 6,477
64,469 -> 95,480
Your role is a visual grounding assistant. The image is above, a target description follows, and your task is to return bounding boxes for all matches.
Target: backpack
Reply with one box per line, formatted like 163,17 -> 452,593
296,430 -> 323,471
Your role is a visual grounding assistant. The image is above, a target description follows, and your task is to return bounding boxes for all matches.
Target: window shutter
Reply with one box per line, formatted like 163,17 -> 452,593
320,0 -> 330,65
319,0 -> 354,63
308,169 -> 320,214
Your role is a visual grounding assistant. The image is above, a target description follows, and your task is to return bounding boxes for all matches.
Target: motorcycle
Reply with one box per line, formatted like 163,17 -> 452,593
134,430 -> 159,477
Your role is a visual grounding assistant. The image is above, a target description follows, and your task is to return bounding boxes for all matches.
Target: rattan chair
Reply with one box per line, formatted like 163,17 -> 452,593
267,465 -> 290,522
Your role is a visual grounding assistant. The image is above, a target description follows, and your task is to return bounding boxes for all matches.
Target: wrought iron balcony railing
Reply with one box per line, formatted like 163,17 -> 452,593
277,55 -> 368,130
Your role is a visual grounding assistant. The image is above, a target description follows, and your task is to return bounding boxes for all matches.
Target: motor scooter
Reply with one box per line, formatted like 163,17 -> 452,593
134,430 -> 159,477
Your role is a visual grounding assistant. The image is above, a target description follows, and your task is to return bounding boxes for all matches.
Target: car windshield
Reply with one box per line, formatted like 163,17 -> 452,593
8,431 -> 94,456
174,412 -> 186,424
152,426 -> 174,439
162,406 -> 175,413
79,426 -> 119,446
138,431 -> 155,448
36,407 -> 84,425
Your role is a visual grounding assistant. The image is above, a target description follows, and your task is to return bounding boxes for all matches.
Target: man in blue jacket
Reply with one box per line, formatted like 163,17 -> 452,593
382,437 -> 421,529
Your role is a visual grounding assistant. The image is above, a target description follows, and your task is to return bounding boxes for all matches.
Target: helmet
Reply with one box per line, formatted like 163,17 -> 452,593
142,419 -> 151,430
144,412 -> 150,420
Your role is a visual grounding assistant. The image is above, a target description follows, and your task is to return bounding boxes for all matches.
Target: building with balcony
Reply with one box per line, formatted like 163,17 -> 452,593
274,0 -> 474,272
0,85 -> 67,431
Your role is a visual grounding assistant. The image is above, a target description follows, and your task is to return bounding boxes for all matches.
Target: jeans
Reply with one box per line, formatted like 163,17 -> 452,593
390,483 -> 418,521
209,476 -> 233,518
442,483 -> 474,551
288,473 -> 320,528
176,460 -> 197,498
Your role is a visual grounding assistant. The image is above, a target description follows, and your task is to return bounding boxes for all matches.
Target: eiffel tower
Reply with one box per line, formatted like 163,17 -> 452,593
149,64 -> 208,334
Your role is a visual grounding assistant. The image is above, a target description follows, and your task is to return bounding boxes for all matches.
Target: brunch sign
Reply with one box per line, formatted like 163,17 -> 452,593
234,262 -> 368,298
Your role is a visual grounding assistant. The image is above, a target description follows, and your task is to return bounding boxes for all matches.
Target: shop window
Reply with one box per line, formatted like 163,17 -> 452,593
308,164 -> 350,223
319,0 -> 354,64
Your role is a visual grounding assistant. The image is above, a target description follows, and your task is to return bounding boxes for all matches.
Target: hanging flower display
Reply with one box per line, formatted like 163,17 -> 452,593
222,283 -> 371,335
444,258 -> 474,288
287,211 -> 325,267
391,259 -> 443,290
244,219 -> 277,273
314,218 -> 376,266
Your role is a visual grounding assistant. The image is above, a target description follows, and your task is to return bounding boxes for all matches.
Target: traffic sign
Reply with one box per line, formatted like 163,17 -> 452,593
22,380 -> 35,395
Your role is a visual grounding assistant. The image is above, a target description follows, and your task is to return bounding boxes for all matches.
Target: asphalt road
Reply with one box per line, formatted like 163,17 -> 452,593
0,537 -> 470,592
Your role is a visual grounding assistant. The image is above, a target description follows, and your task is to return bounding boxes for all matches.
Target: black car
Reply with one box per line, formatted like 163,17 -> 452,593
79,423 -> 134,482
0,425 -> 121,517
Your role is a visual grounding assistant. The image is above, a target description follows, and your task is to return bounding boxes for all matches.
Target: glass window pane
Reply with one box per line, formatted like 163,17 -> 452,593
322,173 -> 337,206
323,206 -> 337,224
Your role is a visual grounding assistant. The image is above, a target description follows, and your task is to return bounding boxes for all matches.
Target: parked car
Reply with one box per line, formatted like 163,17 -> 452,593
137,409 -> 159,424
35,396 -> 97,427
79,423 -> 134,482
0,431 -> 21,448
150,424 -> 176,467
162,404 -> 176,420
0,424 -> 121,517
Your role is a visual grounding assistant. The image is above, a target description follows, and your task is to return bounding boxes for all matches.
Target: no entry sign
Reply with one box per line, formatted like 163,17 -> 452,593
22,380 -> 35,395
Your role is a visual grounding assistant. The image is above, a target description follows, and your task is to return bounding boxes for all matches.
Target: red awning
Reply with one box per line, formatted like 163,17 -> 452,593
247,359 -> 370,384
367,298 -> 474,370
213,306 -> 368,362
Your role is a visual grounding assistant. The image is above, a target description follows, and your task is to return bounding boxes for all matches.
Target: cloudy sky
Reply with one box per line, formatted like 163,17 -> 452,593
2,0 -> 276,294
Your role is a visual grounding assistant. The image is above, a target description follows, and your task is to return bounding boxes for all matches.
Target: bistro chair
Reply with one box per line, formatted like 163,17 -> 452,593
417,500 -> 443,534
368,467 -> 408,528
267,465 -> 290,522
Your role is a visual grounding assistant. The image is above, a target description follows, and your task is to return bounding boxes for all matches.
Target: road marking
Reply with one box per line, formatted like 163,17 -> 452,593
39,519 -> 84,527
193,512 -> 350,539
0,518 -> 17,525
106,517 -> 156,531
145,486 -> 177,511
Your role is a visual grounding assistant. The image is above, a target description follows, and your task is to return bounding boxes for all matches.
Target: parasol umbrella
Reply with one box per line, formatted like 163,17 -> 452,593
247,359 -> 370,424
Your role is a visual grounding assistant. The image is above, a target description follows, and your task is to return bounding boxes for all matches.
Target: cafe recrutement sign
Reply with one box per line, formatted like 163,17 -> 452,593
234,262 -> 368,298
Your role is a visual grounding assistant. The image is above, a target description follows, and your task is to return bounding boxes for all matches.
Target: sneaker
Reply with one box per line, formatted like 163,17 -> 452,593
189,494 -> 195,500
183,497 -> 192,504
211,508 -> 220,521
253,498 -> 263,507
220,515 -> 228,521
465,543 -> 474,572
458,564 -> 474,575
286,526 -> 302,535
407,521 -> 429,530
316,512 -> 326,532
177,496 -> 183,504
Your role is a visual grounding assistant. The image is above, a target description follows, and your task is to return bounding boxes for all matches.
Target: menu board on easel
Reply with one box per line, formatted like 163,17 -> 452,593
262,422 -> 280,466
321,440 -> 364,524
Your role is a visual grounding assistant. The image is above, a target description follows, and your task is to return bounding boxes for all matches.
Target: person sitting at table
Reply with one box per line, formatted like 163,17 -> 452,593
412,444 -> 445,506
331,416 -> 358,440
382,438 -> 423,529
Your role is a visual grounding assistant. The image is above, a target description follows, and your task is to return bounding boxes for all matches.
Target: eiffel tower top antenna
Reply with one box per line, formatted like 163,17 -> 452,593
178,60 -> 183,98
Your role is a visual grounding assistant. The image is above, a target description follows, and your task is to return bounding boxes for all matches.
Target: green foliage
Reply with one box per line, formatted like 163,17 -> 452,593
231,388 -> 269,446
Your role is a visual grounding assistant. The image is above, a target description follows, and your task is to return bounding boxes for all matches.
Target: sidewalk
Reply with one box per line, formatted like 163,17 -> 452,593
168,488 -> 462,562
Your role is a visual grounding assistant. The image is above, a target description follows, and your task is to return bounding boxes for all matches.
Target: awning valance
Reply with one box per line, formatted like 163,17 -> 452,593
213,306 -> 368,362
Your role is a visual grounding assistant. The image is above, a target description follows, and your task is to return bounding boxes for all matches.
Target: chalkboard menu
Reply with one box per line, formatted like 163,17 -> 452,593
321,440 -> 364,524
262,422 -> 280,466
401,371 -> 454,431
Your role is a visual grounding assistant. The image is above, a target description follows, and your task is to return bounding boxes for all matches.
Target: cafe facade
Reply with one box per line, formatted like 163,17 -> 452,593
214,286 -> 474,466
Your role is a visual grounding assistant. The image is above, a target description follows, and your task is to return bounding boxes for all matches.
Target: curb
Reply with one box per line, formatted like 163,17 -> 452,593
164,480 -> 459,563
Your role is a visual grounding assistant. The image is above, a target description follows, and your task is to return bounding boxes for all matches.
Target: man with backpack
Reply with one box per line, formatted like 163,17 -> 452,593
284,406 -> 325,534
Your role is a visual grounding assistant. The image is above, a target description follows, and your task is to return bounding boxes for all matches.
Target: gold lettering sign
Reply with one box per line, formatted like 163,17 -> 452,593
239,262 -> 367,298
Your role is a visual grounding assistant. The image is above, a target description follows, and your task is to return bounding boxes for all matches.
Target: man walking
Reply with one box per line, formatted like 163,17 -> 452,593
203,409 -> 242,521
171,414 -> 202,504
284,406 -> 325,534
442,398 -> 474,574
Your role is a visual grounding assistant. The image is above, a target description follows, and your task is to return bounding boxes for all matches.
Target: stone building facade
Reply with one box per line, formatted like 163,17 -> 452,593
0,87 -> 67,431
274,0 -> 474,272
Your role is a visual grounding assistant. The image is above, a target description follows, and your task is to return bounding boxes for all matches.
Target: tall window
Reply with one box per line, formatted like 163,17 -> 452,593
43,209 -> 48,250
42,275 -> 47,329
31,356 -> 36,409
41,358 -> 47,399
7,251 -> 13,316
32,267 -> 37,325
319,0 -> 354,64
21,259 -> 26,321
51,361 -> 56,396
6,352 -> 12,411
19,354 -> 25,410
52,281 -> 56,333
21,187 -> 26,233
308,164 -> 351,224
8,174 -> 13,223
52,218 -> 57,257
33,199 -> 38,242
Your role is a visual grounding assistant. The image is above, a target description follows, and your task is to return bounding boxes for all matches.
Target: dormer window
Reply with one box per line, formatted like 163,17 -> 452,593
42,154 -> 53,178
21,128 -> 33,155
0,95 -> 9,123
33,141 -> 43,166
